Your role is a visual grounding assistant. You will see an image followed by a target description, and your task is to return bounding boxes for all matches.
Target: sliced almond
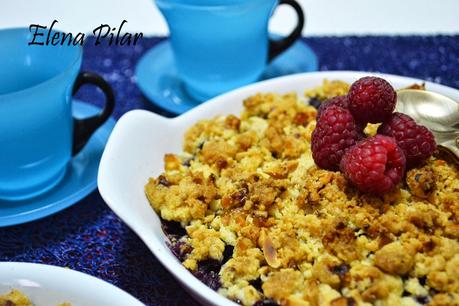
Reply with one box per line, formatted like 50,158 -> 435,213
263,234 -> 281,268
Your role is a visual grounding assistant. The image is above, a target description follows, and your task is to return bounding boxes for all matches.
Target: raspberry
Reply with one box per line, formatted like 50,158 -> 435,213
378,112 -> 436,168
312,105 -> 363,171
348,76 -> 396,124
317,95 -> 349,118
340,135 -> 406,194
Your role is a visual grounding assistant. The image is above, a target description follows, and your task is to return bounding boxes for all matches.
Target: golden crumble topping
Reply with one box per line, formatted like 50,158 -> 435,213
145,82 -> 459,306
305,80 -> 350,100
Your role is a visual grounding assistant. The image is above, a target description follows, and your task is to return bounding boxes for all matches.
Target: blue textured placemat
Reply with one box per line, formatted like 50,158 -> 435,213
0,36 -> 458,306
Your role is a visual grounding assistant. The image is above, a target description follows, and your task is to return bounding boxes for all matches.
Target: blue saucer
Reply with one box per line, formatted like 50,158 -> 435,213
0,101 -> 115,227
135,37 -> 318,115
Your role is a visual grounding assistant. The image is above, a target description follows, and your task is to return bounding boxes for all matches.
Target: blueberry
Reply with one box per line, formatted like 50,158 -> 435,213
415,296 -> 430,304
331,263 -> 350,276
222,245 -> 234,264
309,97 -> 322,110
161,220 -> 187,237
193,270 -> 221,291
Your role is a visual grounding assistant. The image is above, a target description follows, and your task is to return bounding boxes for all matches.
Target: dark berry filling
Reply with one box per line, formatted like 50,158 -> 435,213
161,219 -> 281,305
193,259 -> 222,291
161,220 -> 187,237
253,299 -> 279,306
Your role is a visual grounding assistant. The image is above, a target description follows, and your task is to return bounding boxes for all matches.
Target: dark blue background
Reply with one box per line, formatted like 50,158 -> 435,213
0,36 -> 458,306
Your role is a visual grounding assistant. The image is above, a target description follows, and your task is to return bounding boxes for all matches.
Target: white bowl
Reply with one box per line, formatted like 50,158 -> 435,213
0,262 -> 144,306
97,71 -> 459,306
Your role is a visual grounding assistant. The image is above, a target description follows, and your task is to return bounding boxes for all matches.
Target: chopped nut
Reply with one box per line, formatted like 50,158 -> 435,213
157,175 -> 170,187
330,296 -> 357,306
374,241 -> 415,275
293,112 -> 313,126
406,165 -> 435,198
225,114 -> 240,130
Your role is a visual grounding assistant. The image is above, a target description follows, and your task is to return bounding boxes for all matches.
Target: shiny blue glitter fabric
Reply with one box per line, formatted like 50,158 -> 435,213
0,36 -> 458,306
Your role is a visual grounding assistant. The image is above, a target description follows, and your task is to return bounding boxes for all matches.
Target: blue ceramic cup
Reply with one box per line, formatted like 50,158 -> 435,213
156,0 -> 304,101
0,28 -> 115,201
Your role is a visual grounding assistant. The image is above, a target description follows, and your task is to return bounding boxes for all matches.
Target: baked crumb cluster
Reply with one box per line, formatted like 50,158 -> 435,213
145,82 -> 459,306
0,289 -> 32,306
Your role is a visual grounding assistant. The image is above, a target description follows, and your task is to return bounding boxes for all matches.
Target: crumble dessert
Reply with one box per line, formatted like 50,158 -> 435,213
145,80 -> 459,306
0,289 -> 71,306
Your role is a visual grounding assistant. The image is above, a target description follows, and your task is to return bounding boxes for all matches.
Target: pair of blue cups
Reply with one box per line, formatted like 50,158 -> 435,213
0,28 -> 114,201
0,0 -> 303,201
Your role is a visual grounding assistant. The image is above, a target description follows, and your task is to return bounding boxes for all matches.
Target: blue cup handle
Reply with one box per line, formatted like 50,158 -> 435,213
71,72 -> 115,155
268,0 -> 305,62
